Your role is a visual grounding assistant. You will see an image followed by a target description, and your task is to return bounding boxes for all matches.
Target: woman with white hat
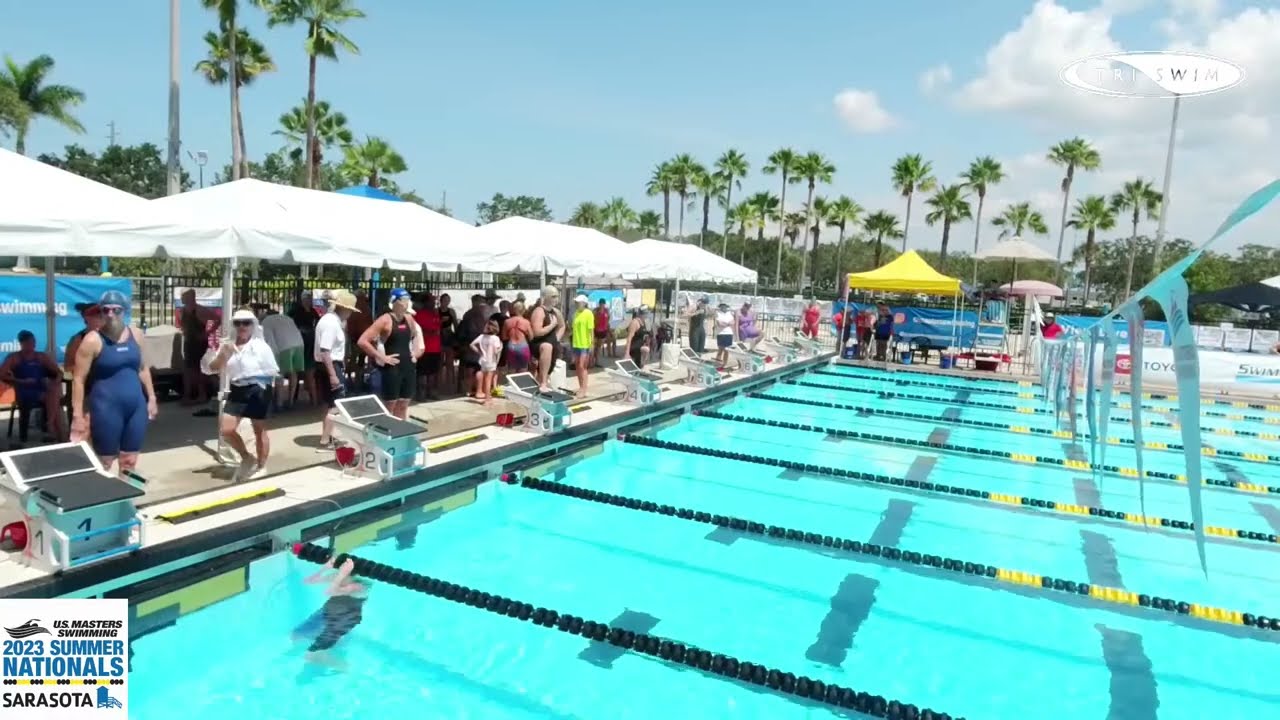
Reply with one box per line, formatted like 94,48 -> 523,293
207,307 -> 280,481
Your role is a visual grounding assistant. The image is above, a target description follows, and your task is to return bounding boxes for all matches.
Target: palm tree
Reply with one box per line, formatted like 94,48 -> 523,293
636,210 -> 662,238
1048,137 -> 1102,284
924,185 -> 973,262
730,201 -> 762,267
195,26 -> 276,179
567,201 -> 602,229
794,152 -> 836,288
746,191 -> 781,243
601,197 -> 636,238
960,156 -> 1005,286
339,136 -> 406,188
262,0 -> 364,189
274,100 -> 353,183
645,162 -> 676,239
0,82 -> 25,139
783,211 -> 807,272
824,196 -> 864,288
1066,195 -> 1116,303
890,154 -> 935,250
0,54 -> 85,155
991,202 -> 1050,238
691,168 -> 725,248
1110,178 -> 1162,297
200,1 -> 245,179
667,154 -> 702,242
714,149 -> 749,256
863,211 -> 902,268
763,148 -> 801,282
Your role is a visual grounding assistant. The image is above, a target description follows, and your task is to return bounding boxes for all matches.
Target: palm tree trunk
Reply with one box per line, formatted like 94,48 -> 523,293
775,177 -> 788,284
699,195 -> 710,248
677,192 -> 687,242
721,179 -> 734,256
874,234 -> 884,267
1123,219 -> 1139,297
661,191 -> 670,240
971,193 -> 986,286
15,125 -> 26,155
901,193 -> 914,251
834,224 -> 846,289
237,106 -> 250,178
310,136 -> 322,188
369,170 -> 379,188
304,38 -> 318,189
1054,175 -> 1073,287
1083,230 -> 1095,303
229,14 -> 242,181
800,183 -> 815,290
940,220 -> 951,262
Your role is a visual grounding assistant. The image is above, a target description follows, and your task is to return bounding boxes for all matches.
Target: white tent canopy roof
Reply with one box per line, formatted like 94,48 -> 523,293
0,147 -> 240,258
975,236 -> 1056,261
151,179 -> 481,271
629,238 -> 757,282
473,216 -> 655,277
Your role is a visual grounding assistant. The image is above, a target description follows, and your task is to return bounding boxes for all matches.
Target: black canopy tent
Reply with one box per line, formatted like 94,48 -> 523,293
1189,275 -> 1280,312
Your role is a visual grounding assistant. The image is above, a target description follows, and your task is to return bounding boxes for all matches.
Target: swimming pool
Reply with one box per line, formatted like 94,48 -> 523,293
127,362 -> 1280,719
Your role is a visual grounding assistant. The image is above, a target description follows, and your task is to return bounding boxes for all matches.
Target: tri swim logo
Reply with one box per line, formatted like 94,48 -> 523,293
3,621 -> 51,640
1060,51 -> 1244,99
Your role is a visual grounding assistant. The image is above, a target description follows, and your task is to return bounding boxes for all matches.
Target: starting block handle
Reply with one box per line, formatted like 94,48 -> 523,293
70,518 -> 141,544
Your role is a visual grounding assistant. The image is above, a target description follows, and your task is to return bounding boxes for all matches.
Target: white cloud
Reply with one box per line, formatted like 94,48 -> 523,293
833,89 -> 897,133
918,64 -> 953,95
945,0 -> 1280,251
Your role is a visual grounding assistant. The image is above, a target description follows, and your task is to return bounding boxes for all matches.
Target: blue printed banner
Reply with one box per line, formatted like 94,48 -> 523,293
0,276 -> 132,362
585,288 -> 626,329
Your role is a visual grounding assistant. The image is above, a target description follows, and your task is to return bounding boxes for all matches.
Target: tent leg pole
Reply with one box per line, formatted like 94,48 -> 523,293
216,258 -> 237,463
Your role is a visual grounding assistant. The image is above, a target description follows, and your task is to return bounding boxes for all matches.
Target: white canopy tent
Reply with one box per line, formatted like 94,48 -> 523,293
629,238 -> 757,283
473,216 -> 657,279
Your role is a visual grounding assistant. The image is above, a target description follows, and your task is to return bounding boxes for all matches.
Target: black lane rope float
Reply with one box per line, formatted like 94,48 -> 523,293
290,542 -> 960,719
749,391 -> 1280,494
507,473 -> 1280,634
807,372 -> 1278,424
622,427 -> 1280,549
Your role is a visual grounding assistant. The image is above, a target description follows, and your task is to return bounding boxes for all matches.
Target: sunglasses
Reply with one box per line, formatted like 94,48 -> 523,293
233,319 -> 254,327
100,305 -> 124,316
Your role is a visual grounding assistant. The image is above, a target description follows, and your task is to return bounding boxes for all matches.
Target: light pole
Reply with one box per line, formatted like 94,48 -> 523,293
188,150 -> 208,189
1150,94 -> 1181,278
166,0 -> 181,197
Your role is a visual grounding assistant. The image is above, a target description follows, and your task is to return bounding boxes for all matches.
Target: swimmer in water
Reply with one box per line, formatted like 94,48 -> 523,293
292,555 -> 370,669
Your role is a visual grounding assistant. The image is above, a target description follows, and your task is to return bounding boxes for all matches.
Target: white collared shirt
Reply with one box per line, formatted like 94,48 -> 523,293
226,337 -> 280,387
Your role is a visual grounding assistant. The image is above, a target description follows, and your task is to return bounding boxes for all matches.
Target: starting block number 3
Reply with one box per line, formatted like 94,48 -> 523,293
529,412 -> 543,429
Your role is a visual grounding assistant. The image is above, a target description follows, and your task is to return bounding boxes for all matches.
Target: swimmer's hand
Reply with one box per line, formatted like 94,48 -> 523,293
146,397 -> 158,421
303,555 -> 336,584
70,415 -> 88,442
380,353 -> 399,366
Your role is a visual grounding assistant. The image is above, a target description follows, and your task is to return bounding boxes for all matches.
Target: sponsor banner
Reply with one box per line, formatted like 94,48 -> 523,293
1056,315 -> 1170,346
0,599 -> 128,719
1108,346 -> 1280,393
0,276 -> 132,363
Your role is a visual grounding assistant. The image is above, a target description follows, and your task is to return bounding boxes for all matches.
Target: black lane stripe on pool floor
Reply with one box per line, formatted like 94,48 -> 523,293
748,391 -> 1280,493
291,543 -> 959,719
623,424 -> 1280,551
506,474 -> 1280,640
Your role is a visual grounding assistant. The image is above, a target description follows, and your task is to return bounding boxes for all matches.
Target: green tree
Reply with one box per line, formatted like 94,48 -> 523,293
0,82 -> 26,140
645,161 -> 675,240
863,210 -> 902,268
1048,137 -> 1102,283
1110,177 -> 1162,297
924,184 -> 972,262
960,155 -> 1005,286
38,143 -> 190,198
274,99 -> 353,174
991,202 -> 1049,238
635,209 -> 662,239
890,153 -> 935,250
567,201 -> 602,228
728,200 -> 761,268
824,196 -> 863,289
601,197 -> 636,239
691,167 -> 724,248
194,24 -> 276,179
794,151 -> 836,287
714,149 -> 748,257
262,0 -> 364,188
762,148 -> 801,282
666,153 -> 702,241
1066,195 -> 1116,304
0,54 -> 85,155
476,193 -> 553,224
339,136 -> 406,187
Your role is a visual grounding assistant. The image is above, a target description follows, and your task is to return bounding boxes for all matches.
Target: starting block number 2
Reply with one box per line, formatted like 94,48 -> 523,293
361,447 -> 394,472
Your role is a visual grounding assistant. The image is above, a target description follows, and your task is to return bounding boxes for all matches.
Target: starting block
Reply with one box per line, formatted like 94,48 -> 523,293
679,347 -> 722,388
761,336 -> 799,364
727,341 -> 768,374
504,373 -> 573,434
606,359 -> 664,406
792,331 -> 823,356
332,395 -> 428,480
0,442 -> 145,573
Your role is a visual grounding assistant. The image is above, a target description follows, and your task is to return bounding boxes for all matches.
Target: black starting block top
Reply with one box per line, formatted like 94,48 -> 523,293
507,373 -> 573,404
5,444 -> 143,512
680,348 -> 715,366
363,416 -> 428,439
615,360 -> 664,382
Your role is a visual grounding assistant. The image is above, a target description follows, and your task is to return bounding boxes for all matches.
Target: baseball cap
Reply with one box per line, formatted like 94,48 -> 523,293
231,309 -> 257,323
574,294 -> 590,304
390,288 -> 412,304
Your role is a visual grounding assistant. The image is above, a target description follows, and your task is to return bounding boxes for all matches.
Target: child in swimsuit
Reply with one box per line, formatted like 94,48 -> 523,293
293,555 -> 370,669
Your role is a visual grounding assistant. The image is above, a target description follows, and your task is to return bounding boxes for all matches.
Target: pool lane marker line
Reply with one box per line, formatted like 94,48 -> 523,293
623,427 -> 1280,550
800,376 -> 1278,425
751,391 -> 1280,485
508,474 -> 1280,635
290,542 -> 960,720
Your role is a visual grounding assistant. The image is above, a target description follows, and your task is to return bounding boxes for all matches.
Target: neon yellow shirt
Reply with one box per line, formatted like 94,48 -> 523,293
572,308 -> 595,349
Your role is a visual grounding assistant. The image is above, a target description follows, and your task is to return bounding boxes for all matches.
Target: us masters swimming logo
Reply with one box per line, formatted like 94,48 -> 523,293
0,599 -> 128,718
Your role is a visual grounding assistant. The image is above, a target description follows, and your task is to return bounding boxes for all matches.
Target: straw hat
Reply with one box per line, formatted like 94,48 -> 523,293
331,290 -> 360,311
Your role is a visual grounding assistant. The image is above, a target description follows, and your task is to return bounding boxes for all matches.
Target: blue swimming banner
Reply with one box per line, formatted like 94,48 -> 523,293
0,275 -> 132,362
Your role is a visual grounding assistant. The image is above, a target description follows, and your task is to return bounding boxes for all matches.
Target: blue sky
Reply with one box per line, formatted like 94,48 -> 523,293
2,0 -> 1272,250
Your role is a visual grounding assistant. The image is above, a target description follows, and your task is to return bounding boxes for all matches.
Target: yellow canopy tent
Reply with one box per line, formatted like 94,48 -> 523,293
846,250 -> 962,296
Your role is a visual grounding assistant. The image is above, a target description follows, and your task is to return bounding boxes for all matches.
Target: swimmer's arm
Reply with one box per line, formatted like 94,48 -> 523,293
469,334 -> 483,353
38,352 -> 61,379
71,333 -> 102,420
0,354 -> 17,385
326,558 -> 356,595
64,335 -> 83,373
303,555 -> 336,584
357,316 -> 391,363
409,318 -> 423,361
529,308 -> 551,336
131,328 -> 157,403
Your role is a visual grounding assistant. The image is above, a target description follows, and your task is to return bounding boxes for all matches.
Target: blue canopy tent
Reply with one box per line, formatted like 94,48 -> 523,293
335,185 -> 403,202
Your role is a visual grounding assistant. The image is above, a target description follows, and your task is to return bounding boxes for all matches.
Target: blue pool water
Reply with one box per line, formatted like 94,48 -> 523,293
129,363 -> 1280,719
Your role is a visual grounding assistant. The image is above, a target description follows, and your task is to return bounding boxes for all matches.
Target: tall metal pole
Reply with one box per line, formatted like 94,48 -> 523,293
1150,95 -> 1181,277
166,0 -> 182,197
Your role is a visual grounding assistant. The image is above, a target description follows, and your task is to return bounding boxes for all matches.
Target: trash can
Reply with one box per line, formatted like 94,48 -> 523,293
842,342 -> 858,360
939,354 -> 953,370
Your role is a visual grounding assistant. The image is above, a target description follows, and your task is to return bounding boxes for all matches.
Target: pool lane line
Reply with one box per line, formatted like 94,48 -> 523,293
289,542 -> 960,720
791,377 -> 1279,426
751,391 -> 1280,487
624,424 -> 1280,551
507,474 -> 1280,637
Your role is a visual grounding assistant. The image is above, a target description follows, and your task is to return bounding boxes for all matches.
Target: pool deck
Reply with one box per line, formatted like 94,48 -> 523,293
0,349 -> 832,598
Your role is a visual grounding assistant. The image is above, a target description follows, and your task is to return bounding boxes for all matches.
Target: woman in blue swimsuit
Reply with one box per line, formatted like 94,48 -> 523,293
70,290 -> 158,475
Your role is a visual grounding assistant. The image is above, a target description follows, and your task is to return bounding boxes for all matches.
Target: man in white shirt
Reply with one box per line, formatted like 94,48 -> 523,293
208,308 -> 280,480
316,290 -> 360,452
258,305 -> 309,408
